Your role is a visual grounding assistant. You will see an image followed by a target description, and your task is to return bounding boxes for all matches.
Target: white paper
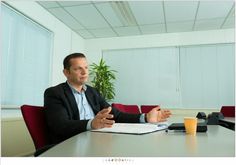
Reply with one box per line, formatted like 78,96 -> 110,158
91,123 -> 168,135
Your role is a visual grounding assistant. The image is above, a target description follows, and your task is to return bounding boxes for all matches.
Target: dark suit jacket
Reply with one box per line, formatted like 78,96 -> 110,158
44,82 -> 141,144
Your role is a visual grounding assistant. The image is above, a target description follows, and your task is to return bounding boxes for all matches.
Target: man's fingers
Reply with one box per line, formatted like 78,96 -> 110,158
103,118 -> 115,125
159,119 -> 167,122
100,118 -> 115,128
164,110 -> 172,115
99,113 -> 113,119
161,110 -> 171,117
105,113 -> 114,119
156,109 -> 171,122
153,106 -> 161,111
103,124 -> 113,128
99,107 -> 112,114
100,117 -> 114,124
94,107 -> 114,129
163,110 -> 172,118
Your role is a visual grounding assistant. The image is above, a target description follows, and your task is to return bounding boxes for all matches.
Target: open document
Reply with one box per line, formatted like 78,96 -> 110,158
91,123 -> 168,135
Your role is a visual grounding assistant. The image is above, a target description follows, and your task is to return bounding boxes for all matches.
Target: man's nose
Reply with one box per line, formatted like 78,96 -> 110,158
81,69 -> 87,74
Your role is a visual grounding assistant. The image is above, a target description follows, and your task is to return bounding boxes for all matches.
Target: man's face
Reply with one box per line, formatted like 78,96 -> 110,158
64,57 -> 89,86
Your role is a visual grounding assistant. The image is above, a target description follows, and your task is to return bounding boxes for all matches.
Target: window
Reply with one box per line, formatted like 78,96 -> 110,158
103,43 -> 234,109
1,4 -> 53,107
103,47 -> 180,107
180,44 -> 235,108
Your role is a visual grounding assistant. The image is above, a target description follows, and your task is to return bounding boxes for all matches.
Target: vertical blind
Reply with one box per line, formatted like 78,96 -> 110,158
103,43 -> 234,109
180,44 -> 235,108
1,4 -> 53,106
104,47 -> 180,107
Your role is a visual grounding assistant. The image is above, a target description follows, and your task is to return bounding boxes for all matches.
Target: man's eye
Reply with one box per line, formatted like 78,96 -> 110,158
74,68 -> 81,71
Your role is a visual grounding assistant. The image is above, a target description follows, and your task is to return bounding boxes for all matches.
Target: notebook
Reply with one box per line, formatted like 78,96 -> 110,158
91,123 -> 168,135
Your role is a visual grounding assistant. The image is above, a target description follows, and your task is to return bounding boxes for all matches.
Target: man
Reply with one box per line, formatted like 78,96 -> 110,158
44,53 -> 171,144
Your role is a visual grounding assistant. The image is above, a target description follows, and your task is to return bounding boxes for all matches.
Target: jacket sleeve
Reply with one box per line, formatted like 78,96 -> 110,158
44,87 -> 88,143
89,87 -> 141,123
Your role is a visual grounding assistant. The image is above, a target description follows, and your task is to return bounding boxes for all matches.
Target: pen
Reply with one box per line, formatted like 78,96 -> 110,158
157,124 -> 168,127
165,129 -> 185,133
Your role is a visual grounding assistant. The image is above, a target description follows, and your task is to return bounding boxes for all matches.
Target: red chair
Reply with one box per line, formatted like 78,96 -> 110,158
21,105 -> 54,156
111,103 -> 125,112
220,106 -> 235,117
125,105 -> 140,114
112,103 -> 140,114
141,105 -> 159,113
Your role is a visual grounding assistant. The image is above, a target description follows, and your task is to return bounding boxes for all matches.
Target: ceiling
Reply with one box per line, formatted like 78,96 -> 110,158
38,1 -> 235,39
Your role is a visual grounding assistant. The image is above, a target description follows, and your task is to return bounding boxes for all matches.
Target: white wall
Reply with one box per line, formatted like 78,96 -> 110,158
2,117 -> 35,156
85,29 -> 234,64
5,1 -> 85,86
1,1 -> 85,156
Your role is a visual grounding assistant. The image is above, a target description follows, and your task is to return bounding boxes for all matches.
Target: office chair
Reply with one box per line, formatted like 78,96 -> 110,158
20,105 -> 54,156
112,103 -> 140,114
140,105 -> 159,113
220,106 -> 235,117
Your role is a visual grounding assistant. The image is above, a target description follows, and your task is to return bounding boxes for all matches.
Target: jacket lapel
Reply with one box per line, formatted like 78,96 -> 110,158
85,87 -> 100,115
63,83 -> 80,119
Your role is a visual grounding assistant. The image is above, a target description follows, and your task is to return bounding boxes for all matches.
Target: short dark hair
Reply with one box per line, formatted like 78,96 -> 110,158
63,53 -> 86,70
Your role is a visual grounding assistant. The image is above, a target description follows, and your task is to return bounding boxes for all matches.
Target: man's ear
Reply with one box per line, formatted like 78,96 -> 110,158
63,69 -> 69,77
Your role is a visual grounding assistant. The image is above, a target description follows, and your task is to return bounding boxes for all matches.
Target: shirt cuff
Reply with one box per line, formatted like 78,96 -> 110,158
139,114 -> 146,123
86,119 -> 93,130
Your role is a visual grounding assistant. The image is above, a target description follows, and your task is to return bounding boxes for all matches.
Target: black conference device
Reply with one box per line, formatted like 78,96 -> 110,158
196,112 -> 207,120
207,112 -> 224,125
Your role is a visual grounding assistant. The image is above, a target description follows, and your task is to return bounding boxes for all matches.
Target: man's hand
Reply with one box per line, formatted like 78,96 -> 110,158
146,106 -> 172,123
91,107 -> 115,129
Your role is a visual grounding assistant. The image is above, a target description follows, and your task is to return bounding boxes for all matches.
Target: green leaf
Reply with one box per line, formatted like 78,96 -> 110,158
89,57 -> 117,101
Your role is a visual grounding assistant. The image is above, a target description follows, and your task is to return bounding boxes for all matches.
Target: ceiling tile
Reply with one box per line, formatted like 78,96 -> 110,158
197,1 -> 234,19
140,24 -> 165,34
75,29 -> 94,39
89,28 -> 117,38
114,26 -> 141,36
58,1 -> 92,7
95,2 -> 123,27
194,18 -> 225,31
38,1 -> 60,9
167,21 -> 194,33
165,1 -> 198,22
38,1 -> 235,39
128,1 -> 164,25
64,4 -> 110,29
48,8 -> 84,30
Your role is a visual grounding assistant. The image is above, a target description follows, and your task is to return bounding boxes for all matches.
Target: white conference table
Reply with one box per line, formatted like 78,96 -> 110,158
40,116 -> 235,157
219,117 -> 235,130
220,117 -> 235,124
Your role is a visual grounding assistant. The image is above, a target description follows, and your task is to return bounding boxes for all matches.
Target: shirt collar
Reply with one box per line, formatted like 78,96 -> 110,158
67,81 -> 87,94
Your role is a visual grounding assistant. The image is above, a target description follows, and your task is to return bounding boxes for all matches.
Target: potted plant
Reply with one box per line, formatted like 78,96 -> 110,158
89,58 -> 117,101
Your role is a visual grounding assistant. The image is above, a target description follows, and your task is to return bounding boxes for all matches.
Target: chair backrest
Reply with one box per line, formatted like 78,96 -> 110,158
220,106 -> 235,117
20,105 -> 50,150
141,105 -> 159,113
111,103 -> 125,112
112,103 -> 140,114
124,105 -> 140,114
